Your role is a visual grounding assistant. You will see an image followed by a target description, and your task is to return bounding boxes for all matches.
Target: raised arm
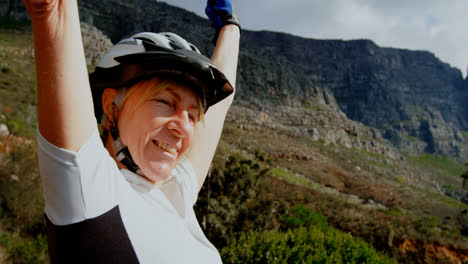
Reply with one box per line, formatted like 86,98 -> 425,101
185,0 -> 240,190
25,0 -> 96,151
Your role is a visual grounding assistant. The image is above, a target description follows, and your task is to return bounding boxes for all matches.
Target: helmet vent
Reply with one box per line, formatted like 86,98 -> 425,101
169,41 -> 183,50
134,37 -> 155,44
135,38 -> 164,52
117,39 -> 139,46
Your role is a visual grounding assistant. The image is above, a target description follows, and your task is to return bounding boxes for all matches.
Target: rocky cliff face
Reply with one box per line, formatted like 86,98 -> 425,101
240,31 -> 468,159
2,0 -> 467,159
464,78 -> 468,125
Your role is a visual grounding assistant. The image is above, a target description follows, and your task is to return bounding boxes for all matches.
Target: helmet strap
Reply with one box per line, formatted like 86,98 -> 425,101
105,87 -> 144,176
111,134 -> 143,175
108,123 -> 144,176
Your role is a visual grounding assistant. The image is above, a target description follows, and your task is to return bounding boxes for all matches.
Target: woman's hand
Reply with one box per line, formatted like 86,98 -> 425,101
23,0 -> 60,22
205,0 -> 241,44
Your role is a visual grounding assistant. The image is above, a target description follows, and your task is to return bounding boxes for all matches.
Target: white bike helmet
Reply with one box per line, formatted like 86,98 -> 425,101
90,32 -> 234,120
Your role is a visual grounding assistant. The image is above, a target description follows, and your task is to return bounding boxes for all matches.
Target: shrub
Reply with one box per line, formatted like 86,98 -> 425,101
220,202 -> 396,263
195,152 -> 279,248
414,216 -> 439,236
254,148 -> 268,162
6,115 -> 37,138
0,135 -> 47,263
384,208 -> 403,216
0,140 -> 44,234
279,205 -> 328,231
5,233 -> 48,264
1,66 -> 10,73
221,226 -> 397,264
457,210 -> 468,237
394,176 -> 405,184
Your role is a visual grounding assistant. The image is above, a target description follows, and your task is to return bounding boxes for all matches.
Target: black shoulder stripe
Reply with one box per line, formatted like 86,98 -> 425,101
45,206 -> 139,264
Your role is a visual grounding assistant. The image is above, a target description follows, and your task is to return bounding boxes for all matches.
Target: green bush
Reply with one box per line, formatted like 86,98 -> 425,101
0,141 -> 44,234
6,115 -> 37,138
394,176 -> 405,184
195,152 -> 279,248
384,208 -> 403,216
254,148 -> 268,162
1,233 -> 9,247
279,205 -> 328,231
6,233 -> 48,264
220,201 -> 396,263
0,136 -> 47,263
221,226 -> 397,264
414,216 -> 439,236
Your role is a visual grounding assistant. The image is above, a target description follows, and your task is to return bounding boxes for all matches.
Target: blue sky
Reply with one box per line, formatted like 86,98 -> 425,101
162,0 -> 468,78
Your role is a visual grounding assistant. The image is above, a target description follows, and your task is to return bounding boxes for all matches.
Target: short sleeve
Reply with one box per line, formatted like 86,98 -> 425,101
37,128 -> 120,225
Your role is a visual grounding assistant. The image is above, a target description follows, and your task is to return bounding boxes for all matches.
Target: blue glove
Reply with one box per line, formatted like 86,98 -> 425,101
205,0 -> 241,43
205,0 -> 234,30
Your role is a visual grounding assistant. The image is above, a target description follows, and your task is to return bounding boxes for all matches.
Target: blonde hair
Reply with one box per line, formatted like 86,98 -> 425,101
120,77 -> 204,122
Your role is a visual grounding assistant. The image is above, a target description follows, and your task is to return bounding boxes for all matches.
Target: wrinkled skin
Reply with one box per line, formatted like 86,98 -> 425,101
109,84 -> 201,183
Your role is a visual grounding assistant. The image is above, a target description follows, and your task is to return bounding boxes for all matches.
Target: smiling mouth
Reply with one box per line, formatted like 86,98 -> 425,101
152,140 -> 178,155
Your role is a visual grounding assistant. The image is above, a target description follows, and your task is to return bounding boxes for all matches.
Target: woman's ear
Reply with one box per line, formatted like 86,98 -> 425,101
101,88 -> 119,121
101,88 -> 118,116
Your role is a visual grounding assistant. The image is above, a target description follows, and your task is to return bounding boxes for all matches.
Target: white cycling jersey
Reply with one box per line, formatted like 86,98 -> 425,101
37,127 -> 222,264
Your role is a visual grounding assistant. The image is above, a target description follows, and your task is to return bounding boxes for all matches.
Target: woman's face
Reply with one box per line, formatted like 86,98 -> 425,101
117,83 -> 200,183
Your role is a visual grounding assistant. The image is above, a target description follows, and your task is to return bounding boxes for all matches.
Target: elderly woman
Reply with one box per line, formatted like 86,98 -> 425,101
24,0 -> 239,263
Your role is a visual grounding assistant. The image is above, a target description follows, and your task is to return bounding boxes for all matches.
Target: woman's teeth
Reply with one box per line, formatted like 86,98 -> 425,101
154,140 -> 177,155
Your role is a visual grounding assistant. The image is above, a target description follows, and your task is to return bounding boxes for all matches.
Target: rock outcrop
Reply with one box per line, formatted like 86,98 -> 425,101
80,22 -> 113,66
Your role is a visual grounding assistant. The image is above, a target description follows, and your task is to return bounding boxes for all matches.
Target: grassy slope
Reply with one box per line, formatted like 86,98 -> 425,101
0,18 -> 37,137
216,121 -> 468,261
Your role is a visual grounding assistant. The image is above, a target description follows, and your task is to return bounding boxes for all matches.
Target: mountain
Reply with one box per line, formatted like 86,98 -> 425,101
76,1 -> 468,160
244,32 -> 468,157
2,0 -> 467,159
80,0 -> 467,160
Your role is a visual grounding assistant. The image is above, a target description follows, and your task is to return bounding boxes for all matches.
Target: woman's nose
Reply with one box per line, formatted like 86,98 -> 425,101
167,111 -> 193,138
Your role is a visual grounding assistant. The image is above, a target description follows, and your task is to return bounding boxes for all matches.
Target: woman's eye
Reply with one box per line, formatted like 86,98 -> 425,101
155,99 -> 174,107
157,99 -> 169,104
189,114 -> 198,123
